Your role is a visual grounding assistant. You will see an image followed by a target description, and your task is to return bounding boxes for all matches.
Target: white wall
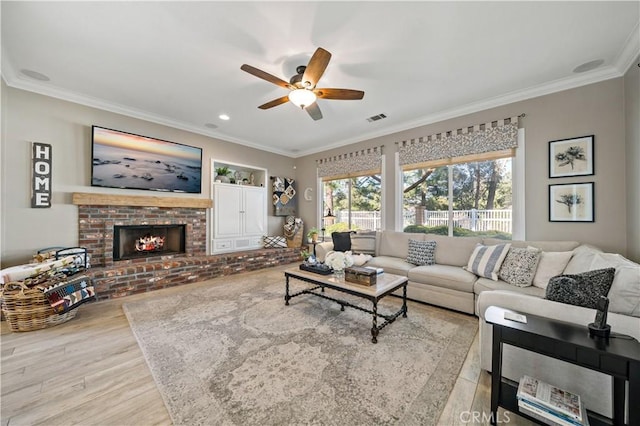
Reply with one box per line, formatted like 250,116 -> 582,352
625,57 -> 640,262
0,84 -> 296,267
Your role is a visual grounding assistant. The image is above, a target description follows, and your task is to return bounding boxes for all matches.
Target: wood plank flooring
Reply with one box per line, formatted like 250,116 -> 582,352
1,264 -> 533,425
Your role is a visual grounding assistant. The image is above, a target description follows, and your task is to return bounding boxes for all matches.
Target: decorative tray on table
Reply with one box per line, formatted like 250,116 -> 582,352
299,263 -> 332,275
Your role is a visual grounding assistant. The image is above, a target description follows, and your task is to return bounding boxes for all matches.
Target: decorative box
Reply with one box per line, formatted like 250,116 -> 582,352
345,266 -> 377,286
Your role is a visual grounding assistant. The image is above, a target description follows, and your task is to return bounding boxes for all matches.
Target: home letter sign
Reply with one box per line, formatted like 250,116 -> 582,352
31,142 -> 52,208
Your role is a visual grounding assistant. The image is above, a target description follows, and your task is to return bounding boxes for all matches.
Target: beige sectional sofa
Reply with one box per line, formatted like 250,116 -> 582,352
317,230 -> 640,419
317,230 -> 583,314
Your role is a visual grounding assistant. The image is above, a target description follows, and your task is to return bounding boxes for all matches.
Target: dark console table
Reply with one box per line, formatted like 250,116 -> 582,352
485,305 -> 640,426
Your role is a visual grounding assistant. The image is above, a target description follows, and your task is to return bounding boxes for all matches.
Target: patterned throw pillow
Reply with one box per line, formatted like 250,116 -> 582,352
263,236 -> 287,248
406,239 -> 436,266
545,268 -> 615,309
465,243 -> 511,281
498,247 -> 542,287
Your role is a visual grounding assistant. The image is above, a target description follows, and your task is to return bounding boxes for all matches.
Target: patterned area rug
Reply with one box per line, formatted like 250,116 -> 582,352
123,268 -> 478,425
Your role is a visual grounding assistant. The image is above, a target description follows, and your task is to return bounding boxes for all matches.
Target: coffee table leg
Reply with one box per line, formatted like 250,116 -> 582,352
402,282 -> 408,318
285,275 -> 290,306
371,300 -> 379,344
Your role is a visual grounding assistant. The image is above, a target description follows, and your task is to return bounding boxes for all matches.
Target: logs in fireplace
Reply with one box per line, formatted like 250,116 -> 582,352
113,224 -> 186,261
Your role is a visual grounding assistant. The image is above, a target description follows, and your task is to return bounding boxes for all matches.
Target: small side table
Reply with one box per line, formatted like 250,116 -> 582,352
485,305 -> 640,426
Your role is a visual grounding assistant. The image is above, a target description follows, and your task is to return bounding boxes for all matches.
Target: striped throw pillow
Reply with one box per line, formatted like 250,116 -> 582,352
465,243 -> 511,281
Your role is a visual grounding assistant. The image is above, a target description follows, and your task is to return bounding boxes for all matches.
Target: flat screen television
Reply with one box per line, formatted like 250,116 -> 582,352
91,126 -> 202,193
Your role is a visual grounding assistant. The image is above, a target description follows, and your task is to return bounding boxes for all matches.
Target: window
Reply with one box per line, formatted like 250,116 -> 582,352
402,157 -> 513,239
323,173 -> 382,234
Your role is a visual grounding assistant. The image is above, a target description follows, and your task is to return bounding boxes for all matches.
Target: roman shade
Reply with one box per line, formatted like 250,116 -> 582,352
399,116 -> 520,169
317,146 -> 382,179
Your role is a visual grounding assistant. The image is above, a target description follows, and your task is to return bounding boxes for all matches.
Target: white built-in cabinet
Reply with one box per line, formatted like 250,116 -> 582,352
210,160 -> 268,254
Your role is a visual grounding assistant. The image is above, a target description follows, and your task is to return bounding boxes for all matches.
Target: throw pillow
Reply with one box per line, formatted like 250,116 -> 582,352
352,253 -> 373,266
498,247 -> 541,287
465,243 -> 511,281
532,250 -> 574,289
590,253 -> 640,317
263,236 -> 287,248
332,231 -> 352,252
545,268 -> 615,309
350,230 -> 376,255
406,239 -> 436,266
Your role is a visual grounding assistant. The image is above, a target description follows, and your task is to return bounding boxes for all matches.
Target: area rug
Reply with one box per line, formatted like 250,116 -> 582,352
123,268 -> 478,425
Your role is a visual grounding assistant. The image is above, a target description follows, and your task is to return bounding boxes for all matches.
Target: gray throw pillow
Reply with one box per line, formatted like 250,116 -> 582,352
407,239 -> 436,266
545,268 -> 615,309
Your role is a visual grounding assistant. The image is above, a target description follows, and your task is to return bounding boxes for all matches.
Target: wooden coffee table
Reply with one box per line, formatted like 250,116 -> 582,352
284,267 -> 408,343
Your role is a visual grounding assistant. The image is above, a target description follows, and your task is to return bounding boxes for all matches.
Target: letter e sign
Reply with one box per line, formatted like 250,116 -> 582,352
31,142 -> 52,208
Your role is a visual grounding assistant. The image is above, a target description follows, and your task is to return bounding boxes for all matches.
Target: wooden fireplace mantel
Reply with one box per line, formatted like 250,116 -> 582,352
72,192 -> 212,209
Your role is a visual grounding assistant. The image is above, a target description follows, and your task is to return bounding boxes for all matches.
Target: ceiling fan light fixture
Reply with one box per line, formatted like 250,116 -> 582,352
288,89 -> 317,109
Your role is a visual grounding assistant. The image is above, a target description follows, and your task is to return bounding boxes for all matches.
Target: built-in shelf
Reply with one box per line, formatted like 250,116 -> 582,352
72,192 -> 212,208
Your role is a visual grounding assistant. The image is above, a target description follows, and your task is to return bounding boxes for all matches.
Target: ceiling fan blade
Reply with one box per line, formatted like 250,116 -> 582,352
258,95 -> 290,110
301,48 -> 332,88
314,88 -> 365,100
241,64 -> 292,89
305,102 -> 323,121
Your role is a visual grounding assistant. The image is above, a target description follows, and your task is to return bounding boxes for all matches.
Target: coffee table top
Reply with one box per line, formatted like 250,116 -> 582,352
285,267 -> 407,297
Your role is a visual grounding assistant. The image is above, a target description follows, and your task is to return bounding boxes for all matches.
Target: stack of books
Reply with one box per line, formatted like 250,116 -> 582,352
516,375 -> 589,426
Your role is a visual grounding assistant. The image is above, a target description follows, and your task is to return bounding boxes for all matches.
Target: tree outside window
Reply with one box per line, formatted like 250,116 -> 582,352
402,158 -> 512,239
323,174 -> 381,235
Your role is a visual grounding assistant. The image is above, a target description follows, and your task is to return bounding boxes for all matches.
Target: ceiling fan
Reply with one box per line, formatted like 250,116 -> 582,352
240,47 -> 365,121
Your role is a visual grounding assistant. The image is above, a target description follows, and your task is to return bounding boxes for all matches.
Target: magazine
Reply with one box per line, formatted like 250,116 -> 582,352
517,375 -> 582,421
518,397 -> 589,426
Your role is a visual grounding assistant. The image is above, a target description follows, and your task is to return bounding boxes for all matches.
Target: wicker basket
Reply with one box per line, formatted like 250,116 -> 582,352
1,282 -> 77,332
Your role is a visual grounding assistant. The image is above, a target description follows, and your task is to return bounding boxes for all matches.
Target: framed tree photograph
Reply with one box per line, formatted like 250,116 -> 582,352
549,182 -> 594,222
549,135 -> 594,178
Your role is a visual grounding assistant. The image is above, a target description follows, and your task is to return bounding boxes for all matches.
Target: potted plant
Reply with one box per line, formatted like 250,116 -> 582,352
307,227 -> 319,243
215,166 -> 231,183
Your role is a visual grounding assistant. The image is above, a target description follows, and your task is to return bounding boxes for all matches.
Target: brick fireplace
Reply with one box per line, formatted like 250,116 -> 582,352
72,193 -> 302,300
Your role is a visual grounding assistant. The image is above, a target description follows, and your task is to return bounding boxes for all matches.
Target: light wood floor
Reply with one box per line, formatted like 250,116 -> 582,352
1,264 -> 534,426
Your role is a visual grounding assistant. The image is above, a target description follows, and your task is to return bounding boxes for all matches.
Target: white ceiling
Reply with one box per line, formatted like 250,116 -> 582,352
2,2 -> 638,158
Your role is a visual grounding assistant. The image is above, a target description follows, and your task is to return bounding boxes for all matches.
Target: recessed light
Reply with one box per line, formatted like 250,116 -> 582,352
204,123 -> 219,129
573,59 -> 604,73
20,69 -> 50,81
219,114 -> 230,121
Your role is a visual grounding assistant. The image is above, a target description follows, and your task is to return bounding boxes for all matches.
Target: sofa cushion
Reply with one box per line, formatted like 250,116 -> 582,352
425,234 -> 483,267
465,243 -> 511,281
407,239 -> 436,266
532,250 -> 574,289
563,245 -> 603,274
332,231 -> 352,252
351,230 -> 376,255
590,253 -> 640,317
498,247 -> 541,287
483,238 -> 580,252
365,256 -> 416,276
474,277 -> 546,298
408,264 -> 477,293
377,231 -> 425,258
545,268 -> 615,309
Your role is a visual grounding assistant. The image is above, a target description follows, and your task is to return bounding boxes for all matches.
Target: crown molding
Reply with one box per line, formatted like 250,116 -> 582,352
615,21 -> 640,73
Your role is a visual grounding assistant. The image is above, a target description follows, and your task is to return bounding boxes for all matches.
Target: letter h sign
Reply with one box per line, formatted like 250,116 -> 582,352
31,142 -> 52,208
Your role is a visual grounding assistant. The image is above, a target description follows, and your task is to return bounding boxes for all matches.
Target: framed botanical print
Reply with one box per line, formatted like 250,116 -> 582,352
549,182 -> 594,222
549,135 -> 594,178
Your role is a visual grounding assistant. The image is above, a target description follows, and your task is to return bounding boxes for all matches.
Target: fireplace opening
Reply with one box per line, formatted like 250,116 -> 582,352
113,224 -> 186,261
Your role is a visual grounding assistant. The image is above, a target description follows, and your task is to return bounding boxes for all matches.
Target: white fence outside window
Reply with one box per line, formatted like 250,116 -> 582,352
403,209 -> 512,233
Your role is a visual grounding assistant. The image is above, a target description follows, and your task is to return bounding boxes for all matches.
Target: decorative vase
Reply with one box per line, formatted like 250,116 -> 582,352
217,174 -> 230,183
333,269 -> 345,280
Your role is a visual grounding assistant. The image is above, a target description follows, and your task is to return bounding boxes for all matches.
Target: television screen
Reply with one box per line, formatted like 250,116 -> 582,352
91,126 -> 202,193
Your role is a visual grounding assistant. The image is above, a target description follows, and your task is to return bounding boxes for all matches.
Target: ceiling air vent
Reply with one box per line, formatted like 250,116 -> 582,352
366,113 -> 387,123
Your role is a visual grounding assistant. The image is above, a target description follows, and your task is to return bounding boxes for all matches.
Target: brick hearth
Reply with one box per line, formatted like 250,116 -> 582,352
73,193 -> 301,300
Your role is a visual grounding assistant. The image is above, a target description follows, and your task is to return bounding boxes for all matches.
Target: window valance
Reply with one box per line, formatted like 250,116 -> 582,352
398,116 -> 520,167
317,146 -> 383,179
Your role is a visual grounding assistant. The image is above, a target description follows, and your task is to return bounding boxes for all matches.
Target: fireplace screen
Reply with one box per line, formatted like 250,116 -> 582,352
113,224 -> 186,261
